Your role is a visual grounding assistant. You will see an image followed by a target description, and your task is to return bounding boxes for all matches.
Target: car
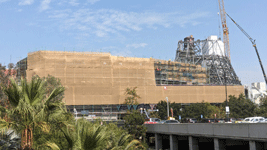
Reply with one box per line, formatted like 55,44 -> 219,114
224,118 -> 237,123
158,120 -> 180,124
240,117 -> 265,123
200,118 -> 215,123
215,119 -> 225,123
184,118 -> 198,123
144,118 -> 161,124
234,118 -> 244,123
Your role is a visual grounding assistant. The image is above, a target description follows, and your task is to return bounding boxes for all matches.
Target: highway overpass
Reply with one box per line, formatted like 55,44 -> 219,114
145,123 -> 267,150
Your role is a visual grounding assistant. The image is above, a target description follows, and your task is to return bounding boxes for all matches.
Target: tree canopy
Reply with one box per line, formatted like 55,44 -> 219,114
123,110 -> 147,149
222,94 -> 257,118
155,94 -> 257,121
124,87 -> 140,105
0,75 -> 143,149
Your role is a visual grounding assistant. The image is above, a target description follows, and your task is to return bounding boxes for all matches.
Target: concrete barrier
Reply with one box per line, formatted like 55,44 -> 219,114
145,123 -> 267,141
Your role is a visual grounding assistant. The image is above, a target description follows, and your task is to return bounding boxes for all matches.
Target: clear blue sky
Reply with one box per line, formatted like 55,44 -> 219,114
0,0 -> 266,86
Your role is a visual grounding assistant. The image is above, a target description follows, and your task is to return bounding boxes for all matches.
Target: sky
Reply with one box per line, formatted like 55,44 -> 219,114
0,0 -> 266,86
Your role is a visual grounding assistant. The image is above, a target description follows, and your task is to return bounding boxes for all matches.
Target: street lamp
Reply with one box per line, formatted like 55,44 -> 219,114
166,97 -> 169,118
224,71 -> 230,121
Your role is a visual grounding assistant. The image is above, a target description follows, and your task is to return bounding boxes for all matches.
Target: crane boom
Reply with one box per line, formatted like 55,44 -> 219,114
218,0 -> 231,61
226,13 -> 267,85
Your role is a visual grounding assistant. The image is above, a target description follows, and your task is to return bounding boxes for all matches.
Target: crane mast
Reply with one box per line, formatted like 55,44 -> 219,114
218,0 -> 231,61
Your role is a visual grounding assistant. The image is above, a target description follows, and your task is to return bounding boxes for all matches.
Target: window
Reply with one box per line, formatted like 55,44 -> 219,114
171,120 -> 178,123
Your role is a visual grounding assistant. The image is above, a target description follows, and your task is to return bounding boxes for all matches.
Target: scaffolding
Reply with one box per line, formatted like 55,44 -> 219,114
175,35 -> 241,85
154,60 -> 207,85
16,57 -> 27,80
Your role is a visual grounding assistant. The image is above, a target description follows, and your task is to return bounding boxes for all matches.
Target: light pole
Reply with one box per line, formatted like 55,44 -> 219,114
166,97 -> 169,119
224,71 -> 229,121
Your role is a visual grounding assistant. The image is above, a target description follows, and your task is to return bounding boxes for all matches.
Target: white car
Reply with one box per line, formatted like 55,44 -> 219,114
241,117 -> 265,123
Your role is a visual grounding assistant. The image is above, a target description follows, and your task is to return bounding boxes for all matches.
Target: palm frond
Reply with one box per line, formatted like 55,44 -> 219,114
125,139 -> 140,150
59,125 -> 76,149
83,125 -> 108,150
3,78 -> 21,107
39,141 -> 60,150
0,118 -> 11,132
45,87 -> 65,104
117,133 -> 131,147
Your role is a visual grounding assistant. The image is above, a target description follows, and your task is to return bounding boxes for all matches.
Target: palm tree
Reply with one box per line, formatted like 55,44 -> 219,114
59,118 -> 141,150
60,119 -> 107,150
106,132 -> 141,150
0,77 -> 65,149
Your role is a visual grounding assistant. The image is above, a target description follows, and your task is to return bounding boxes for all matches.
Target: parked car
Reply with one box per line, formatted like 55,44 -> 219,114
215,119 -> 225,123
200,118 -> 215,123
158,120 -> 180,124
184,118 -> 198,123
144,118 -> 161,124
240,117 -> 265,123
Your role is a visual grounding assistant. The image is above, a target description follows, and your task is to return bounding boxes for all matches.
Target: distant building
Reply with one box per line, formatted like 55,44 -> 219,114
3,69 -> 16,76
249,82 -> 267,105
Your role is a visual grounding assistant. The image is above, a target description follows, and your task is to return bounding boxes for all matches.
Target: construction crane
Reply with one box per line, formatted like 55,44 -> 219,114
226,13 -> 267,85
218,0 -> 231,61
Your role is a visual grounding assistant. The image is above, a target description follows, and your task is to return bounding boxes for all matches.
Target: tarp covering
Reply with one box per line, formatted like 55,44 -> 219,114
26,51 -> 244,105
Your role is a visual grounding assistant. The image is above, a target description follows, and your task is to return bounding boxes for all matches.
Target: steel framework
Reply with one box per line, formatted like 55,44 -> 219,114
175,37 -> 241,85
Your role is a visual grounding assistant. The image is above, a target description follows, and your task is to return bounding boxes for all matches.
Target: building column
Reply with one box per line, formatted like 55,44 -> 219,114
264,142 -> 267,150
189,136 -> 199,150
170,134 -> 178,150
249,141 -> 256,150
155,133 -> 162,150
214,138 -> 225,150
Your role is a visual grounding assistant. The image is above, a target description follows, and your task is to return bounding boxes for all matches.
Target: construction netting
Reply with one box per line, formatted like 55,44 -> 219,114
154,60 -> 207,85
26,51 -> 244,105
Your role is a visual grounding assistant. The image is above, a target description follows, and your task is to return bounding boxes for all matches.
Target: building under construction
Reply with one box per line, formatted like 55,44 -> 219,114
15,36 -> 243,117
175,35 -> 241,85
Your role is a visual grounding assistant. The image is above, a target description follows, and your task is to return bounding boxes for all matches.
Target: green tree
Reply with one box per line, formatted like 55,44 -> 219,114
0,63 -> 14,107
31,75 -> 74,149
255,96 -> 267,116
59,119 -> 107,150
155,100 -> 182,120
222,94 -> 256,118
124,87 -> 140,105
51,119 -> 140,150
206,104 -> 225,119
182,102 -> 212,120
33,75 -> 65,103
155,100 -> 226,121
0,77 -> 65,149
123,110 -> 147,149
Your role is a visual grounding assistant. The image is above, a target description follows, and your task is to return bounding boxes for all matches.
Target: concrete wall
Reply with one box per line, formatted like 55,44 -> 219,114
26,51 -> 244,105
145,123 -> 267,141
